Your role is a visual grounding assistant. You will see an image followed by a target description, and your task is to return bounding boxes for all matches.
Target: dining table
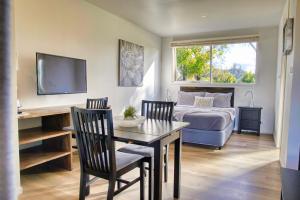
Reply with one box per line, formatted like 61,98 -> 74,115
113,119 -> 189,200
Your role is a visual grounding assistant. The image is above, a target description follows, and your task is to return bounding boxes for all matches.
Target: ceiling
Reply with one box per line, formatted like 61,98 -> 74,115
87,0 -> 286,37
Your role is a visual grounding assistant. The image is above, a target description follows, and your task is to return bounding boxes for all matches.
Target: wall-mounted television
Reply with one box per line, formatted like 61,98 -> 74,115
36,53 -> 87,95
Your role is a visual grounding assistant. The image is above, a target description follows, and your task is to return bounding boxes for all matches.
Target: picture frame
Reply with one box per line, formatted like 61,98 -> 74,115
283,18 -> 294,55
118,39 -> 144,87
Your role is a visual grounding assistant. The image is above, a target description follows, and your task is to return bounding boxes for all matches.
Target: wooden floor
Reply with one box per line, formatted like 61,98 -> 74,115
19,133 -> 281,200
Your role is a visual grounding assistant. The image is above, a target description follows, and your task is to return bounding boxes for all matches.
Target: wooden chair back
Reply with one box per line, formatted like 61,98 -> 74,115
141,100 -> 174,121
71,107 -> 116,174
86,97 -> 108,109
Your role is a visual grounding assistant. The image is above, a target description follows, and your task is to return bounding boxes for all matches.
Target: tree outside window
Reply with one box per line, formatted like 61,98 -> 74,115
174,41 -> 257,84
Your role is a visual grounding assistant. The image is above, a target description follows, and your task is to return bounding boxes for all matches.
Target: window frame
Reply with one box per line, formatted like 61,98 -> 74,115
172,38 -> 258,86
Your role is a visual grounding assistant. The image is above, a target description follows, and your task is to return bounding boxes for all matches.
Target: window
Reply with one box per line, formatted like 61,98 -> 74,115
173,37 -> 258,84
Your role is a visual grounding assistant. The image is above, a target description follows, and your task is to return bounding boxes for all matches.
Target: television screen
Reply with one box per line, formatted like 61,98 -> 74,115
36,53 -> 87,95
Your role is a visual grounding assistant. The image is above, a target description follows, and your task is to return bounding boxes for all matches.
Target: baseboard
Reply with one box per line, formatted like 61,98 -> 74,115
233,130 -> 273,135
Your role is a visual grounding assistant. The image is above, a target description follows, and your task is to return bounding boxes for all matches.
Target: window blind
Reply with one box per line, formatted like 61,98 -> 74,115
170,35 -> 259,47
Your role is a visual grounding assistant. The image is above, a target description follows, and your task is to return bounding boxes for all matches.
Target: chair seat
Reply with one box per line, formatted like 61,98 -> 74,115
116,151 -> 144,170
118,144 -> 154,158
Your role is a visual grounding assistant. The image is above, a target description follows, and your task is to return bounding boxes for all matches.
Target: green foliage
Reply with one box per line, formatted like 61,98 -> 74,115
175,45 -> 256,84
176,47 -> 210,81
212,68 -> 237,83
241,71 -> 256,83
211,45 -> 227,60
176,45 -> 228,81
123,106 -> 137,119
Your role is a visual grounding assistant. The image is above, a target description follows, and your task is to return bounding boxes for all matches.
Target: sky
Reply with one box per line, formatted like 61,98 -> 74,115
213,42 -> 257,73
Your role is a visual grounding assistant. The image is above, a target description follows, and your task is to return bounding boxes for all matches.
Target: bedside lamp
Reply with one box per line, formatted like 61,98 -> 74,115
17,99 -> 22,114
244,90 -> 254,107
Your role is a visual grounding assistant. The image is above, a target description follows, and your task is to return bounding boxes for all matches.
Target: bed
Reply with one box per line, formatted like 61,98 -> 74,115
174,87 -> 236,149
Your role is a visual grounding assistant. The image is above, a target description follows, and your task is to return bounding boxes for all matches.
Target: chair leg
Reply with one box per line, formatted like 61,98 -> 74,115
107,178 -> 116,200
79,173 -> 89,200
148,160 -> 153,200
164,145 -> 169,183
117,176 -> 121,189
86,174 -> 90,196
140,162 -> 145,200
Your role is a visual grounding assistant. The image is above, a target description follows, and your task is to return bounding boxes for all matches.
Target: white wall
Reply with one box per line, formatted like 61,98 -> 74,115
276,0 -> 300,169
274,0 -> 290,149
160,27 -> 278,134
275,0 -> 296,167
15,0 -> 161,114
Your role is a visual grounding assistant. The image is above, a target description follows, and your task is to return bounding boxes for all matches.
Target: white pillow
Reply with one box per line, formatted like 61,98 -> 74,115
193,96 -> 214,108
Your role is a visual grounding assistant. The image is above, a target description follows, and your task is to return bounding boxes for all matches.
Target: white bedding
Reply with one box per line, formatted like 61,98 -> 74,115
174,105 -> 236,121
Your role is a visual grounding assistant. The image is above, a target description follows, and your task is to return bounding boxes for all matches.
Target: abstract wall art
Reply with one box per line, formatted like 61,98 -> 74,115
118,39 -> 144,87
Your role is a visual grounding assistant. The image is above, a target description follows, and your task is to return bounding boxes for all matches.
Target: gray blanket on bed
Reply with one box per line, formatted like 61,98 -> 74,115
174,106 -> 236,131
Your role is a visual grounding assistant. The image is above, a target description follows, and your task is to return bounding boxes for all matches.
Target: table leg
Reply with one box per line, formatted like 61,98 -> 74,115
174,133 -> 182,198
153,140 -> 163,200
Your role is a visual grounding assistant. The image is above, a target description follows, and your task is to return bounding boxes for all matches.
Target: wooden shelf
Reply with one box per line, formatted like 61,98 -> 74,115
18,106 -> 74,172
20,148 -> 71,170
19,127 -> 71,145
18,104 -> 84,119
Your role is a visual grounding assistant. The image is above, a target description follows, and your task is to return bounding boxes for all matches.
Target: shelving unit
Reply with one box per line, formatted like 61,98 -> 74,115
18,105 -> 74,171
20,148 -> 70,170
19,127 -> 70,145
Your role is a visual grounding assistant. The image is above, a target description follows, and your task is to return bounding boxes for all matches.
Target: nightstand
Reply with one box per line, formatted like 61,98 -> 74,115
238,107 -> 262,136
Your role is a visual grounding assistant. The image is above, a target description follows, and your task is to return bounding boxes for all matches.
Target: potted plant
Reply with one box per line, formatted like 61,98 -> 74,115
114,106 -> 145,127
123,106 -> 137,120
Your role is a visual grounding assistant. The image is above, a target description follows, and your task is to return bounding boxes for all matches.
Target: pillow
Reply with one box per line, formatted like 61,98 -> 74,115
193,96 -> 214,108
205,92 -> 232,108
177,91 -> 205,105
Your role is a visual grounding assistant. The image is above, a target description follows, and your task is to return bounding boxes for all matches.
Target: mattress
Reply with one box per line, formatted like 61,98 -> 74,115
174,105 -> 236,131
182,121 -> 235,147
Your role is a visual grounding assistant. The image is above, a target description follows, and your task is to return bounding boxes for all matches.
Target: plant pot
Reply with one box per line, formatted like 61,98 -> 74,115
114,116 -> 146,127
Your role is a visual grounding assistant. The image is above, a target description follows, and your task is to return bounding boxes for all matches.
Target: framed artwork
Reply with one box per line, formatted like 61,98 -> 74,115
118,39 -> 144,87
283,18 -> 294,55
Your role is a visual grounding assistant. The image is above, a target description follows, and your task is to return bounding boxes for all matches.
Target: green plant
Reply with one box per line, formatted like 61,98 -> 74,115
175,45 -> 227,81
241,71 -> 256,83
123,106 -> 137,119
212,68 -> 237,83
176,47 -> 211,81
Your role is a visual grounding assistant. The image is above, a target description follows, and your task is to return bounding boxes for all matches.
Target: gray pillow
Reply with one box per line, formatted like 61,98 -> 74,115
205,92 -> 232,108
177,91 -> 205,105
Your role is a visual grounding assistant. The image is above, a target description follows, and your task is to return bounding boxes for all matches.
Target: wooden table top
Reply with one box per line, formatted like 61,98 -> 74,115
281,167 -> 300,200
114,119 -> 189,144
18,104 -> 85,119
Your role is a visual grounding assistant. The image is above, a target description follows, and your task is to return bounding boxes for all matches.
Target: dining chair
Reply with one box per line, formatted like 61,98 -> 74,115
72,98 -> 109,149
141,100 -> 174,182
86,97 -> 109,109
71,107 -> 146,200
118,100 -> 174,192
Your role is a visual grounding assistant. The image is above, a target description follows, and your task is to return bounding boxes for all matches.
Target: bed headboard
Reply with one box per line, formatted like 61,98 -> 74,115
180,87 -> 235,107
